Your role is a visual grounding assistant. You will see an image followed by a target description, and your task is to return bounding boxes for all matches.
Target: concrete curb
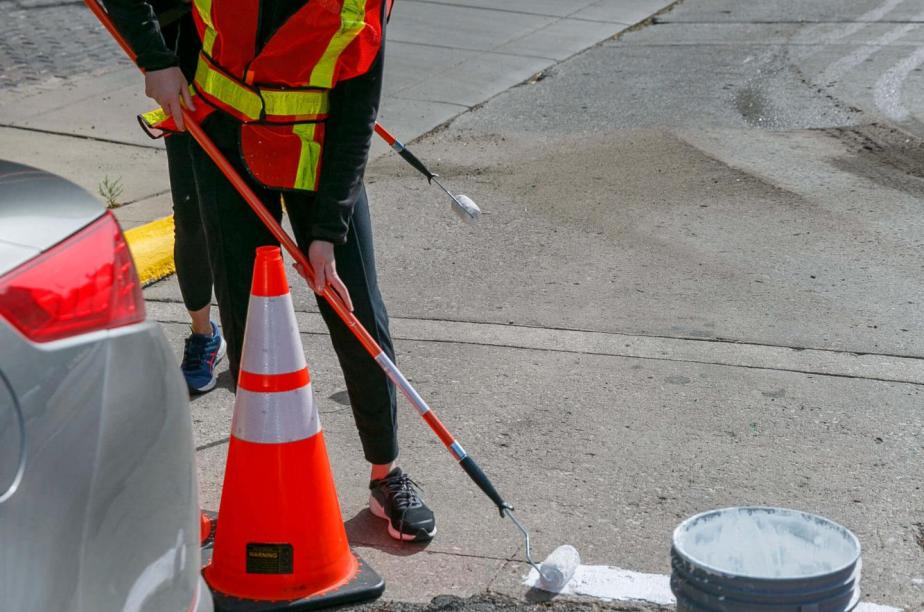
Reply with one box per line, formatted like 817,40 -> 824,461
123,214 -> 175,286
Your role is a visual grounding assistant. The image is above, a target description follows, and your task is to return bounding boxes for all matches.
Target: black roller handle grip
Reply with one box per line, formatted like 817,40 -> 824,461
398,148 -> 437,182
459,456 -> 511,516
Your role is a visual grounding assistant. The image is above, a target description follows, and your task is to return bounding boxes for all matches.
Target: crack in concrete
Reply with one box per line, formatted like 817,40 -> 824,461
195,437 -> 230,452
122,188 -> 172,207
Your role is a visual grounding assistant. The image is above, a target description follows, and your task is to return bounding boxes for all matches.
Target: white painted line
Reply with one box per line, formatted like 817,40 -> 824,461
791,0 -> 908,57
523,565 -> 904,611
874,45 -> 924,122
818,13 -> 924,85
524,565 -> 675,606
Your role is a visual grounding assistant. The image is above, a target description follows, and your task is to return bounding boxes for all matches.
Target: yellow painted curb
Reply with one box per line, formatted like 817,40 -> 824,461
124,215 -> 176,286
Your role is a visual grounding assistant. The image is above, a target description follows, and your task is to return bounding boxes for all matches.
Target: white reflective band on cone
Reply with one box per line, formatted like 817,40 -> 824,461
241,294 -> 307,375
232,385 -> 321,444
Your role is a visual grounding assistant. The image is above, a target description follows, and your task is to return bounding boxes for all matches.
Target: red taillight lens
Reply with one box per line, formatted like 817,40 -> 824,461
0,212 -> 145,342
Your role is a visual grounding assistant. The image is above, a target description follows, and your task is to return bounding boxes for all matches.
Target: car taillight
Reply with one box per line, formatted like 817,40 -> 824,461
0,212 -> 145,342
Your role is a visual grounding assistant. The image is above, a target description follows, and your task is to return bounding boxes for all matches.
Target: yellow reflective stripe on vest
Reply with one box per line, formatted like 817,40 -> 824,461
194,57 -> 263,121
292,123 -> 321,191
140,107 -> 168,127
262,89 -> 330,120
309,0 -> 367,89
193,0 -> 217,55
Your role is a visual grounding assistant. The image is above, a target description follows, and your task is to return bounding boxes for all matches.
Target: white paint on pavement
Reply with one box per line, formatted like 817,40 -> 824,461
523,566 -> 903,611
874,45 -> 924,121
791,0 -> 908,55
817,13 -> 924,85
524,564 -> 675,605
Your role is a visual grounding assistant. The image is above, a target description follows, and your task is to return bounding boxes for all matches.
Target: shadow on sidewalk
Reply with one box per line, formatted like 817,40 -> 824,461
345,509 -> 432,557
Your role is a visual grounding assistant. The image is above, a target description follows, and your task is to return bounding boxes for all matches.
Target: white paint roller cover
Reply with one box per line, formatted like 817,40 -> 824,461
537,545 -> 581,592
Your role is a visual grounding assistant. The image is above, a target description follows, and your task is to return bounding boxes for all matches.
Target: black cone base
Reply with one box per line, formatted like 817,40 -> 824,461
201,524 -> 385,611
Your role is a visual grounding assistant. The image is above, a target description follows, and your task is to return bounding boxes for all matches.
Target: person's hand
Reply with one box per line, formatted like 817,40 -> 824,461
295,241 -> 353,312
144,66 -> 195,131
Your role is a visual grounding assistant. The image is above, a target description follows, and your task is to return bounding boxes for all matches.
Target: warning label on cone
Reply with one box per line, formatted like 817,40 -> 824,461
246,543 -> 294,574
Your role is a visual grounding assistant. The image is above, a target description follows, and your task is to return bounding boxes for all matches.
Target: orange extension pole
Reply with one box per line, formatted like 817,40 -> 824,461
84,0 -> 514,517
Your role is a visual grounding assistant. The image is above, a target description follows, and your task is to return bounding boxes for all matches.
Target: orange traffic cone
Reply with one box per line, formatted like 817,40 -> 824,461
199,510 -> 215,547
202,246 -> 383,611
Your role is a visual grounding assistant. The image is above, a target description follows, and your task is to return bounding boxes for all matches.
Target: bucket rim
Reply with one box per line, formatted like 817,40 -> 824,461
671,505 -> 862,581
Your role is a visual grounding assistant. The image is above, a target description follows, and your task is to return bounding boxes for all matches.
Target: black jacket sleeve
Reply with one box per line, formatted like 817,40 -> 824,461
100,0 -> 179,71
309,35 -> 385,244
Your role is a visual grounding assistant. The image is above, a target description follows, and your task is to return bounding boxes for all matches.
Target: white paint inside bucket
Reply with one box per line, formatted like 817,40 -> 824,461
673,507 -> 860,579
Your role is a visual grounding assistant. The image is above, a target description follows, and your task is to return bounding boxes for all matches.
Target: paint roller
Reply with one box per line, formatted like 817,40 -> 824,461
373,123 -> 482,224
507,509 -> 581,592
536,544 -> 581,592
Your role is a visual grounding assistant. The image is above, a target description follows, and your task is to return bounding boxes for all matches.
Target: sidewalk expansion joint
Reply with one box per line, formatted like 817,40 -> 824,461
148,302 -> 924,386
0,123 -> 163,151
382,312 -> 924,362
418,337 -> 924,387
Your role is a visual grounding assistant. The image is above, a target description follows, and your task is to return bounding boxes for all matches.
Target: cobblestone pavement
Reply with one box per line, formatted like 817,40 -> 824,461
0,1 -> 130,92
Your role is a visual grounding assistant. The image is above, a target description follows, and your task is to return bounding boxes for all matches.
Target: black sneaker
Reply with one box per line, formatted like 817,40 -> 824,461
369,468 -> 436,542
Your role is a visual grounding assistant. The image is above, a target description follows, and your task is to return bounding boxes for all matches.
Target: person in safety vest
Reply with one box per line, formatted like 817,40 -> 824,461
104,0 -> 437,542
110,0 -> 228,394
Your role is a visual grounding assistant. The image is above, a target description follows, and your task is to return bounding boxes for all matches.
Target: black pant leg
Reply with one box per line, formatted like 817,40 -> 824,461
287,185 -> 399,465
187,119 -> 282,381
165,132 -> 213,312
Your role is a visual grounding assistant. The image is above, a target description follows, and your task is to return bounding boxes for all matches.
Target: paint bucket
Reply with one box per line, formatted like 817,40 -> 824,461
671,506 -> 861,611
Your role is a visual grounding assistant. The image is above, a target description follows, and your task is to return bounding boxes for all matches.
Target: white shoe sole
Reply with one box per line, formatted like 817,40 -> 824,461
368,494 -> 437,542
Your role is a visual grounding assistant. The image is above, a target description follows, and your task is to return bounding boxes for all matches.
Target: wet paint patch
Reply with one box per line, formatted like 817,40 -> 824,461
524,565 -> 674,605
523,565 -> 904,611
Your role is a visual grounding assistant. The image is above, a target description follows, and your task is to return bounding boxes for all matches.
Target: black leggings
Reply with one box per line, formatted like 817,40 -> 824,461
187,124 -> 399,466
165,132 -> 213,312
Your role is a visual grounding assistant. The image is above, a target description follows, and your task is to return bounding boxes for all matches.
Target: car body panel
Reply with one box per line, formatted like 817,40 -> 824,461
0,160 -> 102,271
0,321 -> 201,611
0,161 -> 207,612
0,240 -> 39,277
0,367 -> 24,503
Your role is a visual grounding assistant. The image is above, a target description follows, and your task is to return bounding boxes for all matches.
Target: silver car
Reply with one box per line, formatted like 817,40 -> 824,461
0,161 -> 212,612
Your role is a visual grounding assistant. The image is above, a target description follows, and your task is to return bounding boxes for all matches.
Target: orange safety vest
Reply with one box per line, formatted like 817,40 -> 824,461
140,0 -> 385,192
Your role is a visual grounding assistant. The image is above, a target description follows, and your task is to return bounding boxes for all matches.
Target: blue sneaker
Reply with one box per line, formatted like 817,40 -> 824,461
181,322 -> 227,393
